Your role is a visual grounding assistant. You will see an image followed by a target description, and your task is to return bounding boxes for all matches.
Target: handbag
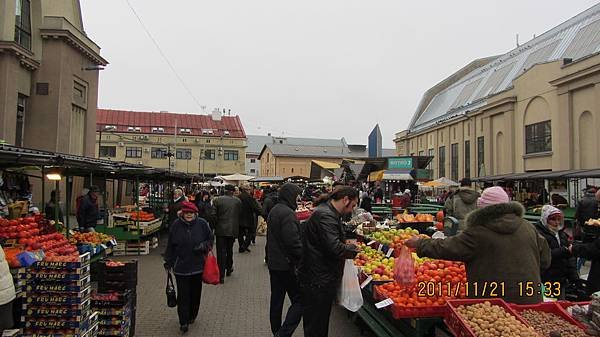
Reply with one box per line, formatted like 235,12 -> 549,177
202,250 -> 220,285
166,271 -> 177,307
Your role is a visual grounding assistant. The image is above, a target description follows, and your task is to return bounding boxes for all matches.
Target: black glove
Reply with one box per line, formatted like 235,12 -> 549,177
163,262 -> 172,271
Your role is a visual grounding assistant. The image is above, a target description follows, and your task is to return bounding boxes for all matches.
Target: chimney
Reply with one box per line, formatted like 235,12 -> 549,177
212,108 -> 222,121
267,133 -> 271,136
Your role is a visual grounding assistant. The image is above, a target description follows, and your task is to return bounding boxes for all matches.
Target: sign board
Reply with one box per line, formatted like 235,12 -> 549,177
387,157 -> 413,170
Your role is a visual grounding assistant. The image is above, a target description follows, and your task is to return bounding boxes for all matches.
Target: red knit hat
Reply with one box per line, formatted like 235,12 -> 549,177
180,201 -> 199,213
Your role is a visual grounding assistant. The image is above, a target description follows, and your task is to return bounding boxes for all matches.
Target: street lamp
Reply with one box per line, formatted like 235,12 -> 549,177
46,167 -> 62,181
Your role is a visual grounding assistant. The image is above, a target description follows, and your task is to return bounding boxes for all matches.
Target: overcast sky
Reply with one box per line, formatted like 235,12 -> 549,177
80,0 -> 599,147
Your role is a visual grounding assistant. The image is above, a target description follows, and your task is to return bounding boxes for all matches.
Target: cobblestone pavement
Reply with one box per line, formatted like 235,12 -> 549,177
132,235 -> 365,337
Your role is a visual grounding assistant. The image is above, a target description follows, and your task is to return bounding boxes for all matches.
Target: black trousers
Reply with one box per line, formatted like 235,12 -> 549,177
216,236 -> 235,279
238,227 -> 254,251
301,284 -> 337,337
174,274 -> 203,326
269,270 -> 303,337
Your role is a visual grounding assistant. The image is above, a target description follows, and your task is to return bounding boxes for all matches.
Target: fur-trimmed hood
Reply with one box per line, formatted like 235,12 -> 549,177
465,202 -> 525,234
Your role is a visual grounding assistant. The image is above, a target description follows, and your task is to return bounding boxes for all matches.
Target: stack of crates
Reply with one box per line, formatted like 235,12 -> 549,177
19,253 -> 99,337
91,260 -> 138,337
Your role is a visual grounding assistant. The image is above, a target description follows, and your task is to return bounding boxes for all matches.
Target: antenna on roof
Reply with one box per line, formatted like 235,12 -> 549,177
516,33 -> 520,47
201,105 -> 206,114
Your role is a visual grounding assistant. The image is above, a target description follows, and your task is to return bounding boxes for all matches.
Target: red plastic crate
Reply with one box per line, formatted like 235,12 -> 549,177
373,286 -> 448,318
510,302 -> 586,332
445,298 -> 529,337
390,303 -> 447,319
556,301 -> 591,330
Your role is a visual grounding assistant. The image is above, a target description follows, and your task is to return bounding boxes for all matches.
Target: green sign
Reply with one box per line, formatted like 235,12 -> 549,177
387,157 -> 413,169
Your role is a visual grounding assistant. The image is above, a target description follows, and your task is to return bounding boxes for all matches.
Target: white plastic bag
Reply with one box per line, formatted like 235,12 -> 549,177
338,259 -> 364,312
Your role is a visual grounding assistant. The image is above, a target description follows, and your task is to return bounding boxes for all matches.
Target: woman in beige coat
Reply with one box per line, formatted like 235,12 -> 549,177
0,244 -> 16,331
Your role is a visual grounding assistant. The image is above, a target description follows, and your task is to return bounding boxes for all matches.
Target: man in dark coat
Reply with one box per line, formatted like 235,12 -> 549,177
76,186 -> 99,232
572,237 -> 600,296
444,178 -> 480,234
406,187 -> 551,304
535,205 -> 578,299
267,183 -> 303,337
212,185 -> 242,283
262,186 -> 279,219
299,186 -> 359,337
575,188 -> 599,238
237,186 -> 262,253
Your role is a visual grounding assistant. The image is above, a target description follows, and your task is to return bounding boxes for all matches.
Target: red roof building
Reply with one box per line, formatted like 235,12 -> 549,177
97,109 -> 246,138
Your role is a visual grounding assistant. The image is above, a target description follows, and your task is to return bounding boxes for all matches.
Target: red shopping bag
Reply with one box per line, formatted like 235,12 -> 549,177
202,250 -> 220,285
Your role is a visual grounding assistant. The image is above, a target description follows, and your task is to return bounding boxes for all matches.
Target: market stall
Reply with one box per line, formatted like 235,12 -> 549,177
345,208 -> 595,337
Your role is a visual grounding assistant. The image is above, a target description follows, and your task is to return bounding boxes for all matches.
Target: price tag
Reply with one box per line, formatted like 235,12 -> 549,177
100,244 -> 108,250
386,248 -> 394,258
360,276 -> 373,289
375,298 -> 394,309
377,245 -> 383,252
367,240 -> 376,246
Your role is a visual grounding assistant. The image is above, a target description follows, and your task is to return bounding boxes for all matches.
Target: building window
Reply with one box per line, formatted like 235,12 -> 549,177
151,147 -> 168,159
451,143 -> 459,181
464,140 -> 471,179
15,0 -> 31,50
126,147 -> 142,158
203,149 -> 215,160
182,138 -> 187,143
291,168 -> 294,173
73,81 -> 87,107
267,153 -> 270,162
525,121 -> 552,154
427,148 -> 434,170
477,136 -> 484,176
99,146 -> 116,157
224,150 -> 239,161
438,146 -> 446,178
176,148 -> 192,160
250,158 -> 256,163
15,95 -> 27,147
250,169 -> 256,173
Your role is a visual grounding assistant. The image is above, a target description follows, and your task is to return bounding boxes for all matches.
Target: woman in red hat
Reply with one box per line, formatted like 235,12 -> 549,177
164,201 -> 214,333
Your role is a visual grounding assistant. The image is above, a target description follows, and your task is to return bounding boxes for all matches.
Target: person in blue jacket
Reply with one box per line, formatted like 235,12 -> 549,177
164,201 -> 214,333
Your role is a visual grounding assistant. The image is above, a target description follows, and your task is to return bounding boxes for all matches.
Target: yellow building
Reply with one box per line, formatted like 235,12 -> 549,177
96,109 -> 247,177
395,4 -> 600,181
259,143 -> 396,178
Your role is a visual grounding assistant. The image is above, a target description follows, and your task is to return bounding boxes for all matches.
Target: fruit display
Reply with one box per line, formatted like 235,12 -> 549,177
520,309 -> 586,337
367,228 -> 428,253
0,215 -> 53,240
353,243 -> 394,281
70,232 -> 115,246
129,210 -> 155,222
396,213 -> 434,223
455,301 -> 537,337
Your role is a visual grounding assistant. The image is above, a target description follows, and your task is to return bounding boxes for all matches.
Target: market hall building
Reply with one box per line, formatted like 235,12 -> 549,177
0,0 -> 107,156
395,4 -> 600,183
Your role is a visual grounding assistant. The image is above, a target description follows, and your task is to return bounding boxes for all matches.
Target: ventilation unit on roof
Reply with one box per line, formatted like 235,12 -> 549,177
104,125 -> 117,131
127,127 -> 135,132
133,127 -> 142,132
223,130 -> 230,136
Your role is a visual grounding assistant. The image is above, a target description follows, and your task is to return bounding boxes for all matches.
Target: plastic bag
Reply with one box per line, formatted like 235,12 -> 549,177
394,246 -> 416,286
338,259 -> 363,312
202,250 -> 221,285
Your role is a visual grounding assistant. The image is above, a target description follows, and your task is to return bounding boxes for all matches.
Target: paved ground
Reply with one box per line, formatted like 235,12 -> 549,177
132,235 -> 365,337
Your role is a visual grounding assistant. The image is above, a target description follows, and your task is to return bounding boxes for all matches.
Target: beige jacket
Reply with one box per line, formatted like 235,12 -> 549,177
0,245 -> 16,305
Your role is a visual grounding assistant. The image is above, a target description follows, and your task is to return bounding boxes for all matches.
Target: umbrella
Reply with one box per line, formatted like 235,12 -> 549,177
221,173 -> 254,181
423,177 -> 459,188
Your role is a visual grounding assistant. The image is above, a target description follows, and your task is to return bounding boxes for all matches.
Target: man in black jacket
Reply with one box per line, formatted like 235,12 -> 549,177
299,186 -> 359,337
267,183 -> 303,337
238,186 -> 262,253
76,186 -> 99,232
575,188 -> 599,232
